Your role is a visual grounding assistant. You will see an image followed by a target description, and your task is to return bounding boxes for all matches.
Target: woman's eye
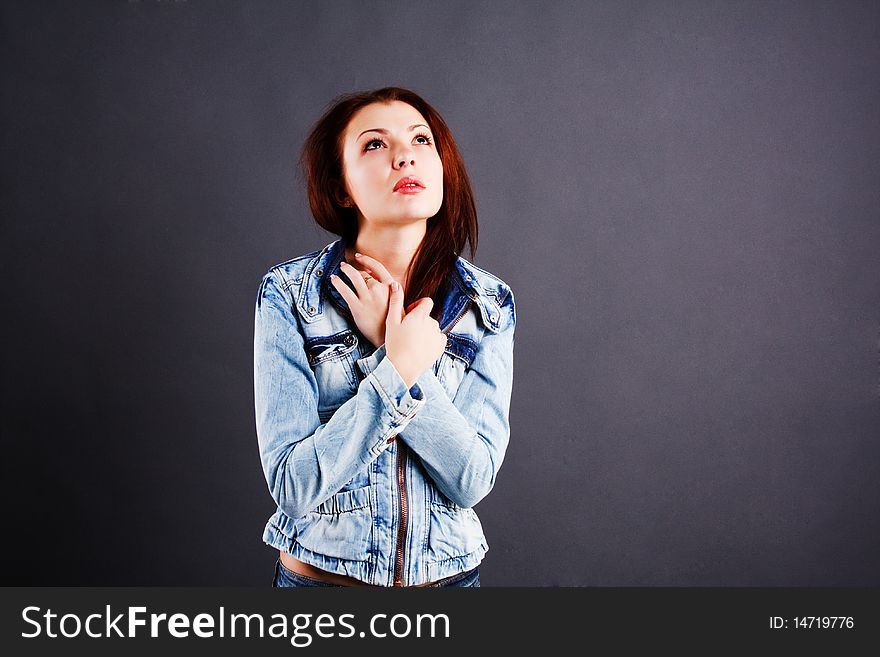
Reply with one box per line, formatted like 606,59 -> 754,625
363,133 -> 434,152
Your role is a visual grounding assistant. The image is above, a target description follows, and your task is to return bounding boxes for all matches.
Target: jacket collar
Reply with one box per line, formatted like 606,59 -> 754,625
295,237 -> 504,333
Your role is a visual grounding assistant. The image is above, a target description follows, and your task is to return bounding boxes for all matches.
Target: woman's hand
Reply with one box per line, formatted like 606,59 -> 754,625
384,280 -> 446,389
329,253 -> 395,349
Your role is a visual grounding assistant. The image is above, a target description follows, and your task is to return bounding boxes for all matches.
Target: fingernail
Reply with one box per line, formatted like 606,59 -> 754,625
391,281 -> 398,291
355,252 -> 362,258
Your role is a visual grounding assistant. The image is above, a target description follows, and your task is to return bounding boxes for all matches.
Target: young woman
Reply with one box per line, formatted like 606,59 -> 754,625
254,87 -> 515,587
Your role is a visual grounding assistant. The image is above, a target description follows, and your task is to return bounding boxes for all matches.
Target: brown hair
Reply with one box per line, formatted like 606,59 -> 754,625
298,86 -> 479,318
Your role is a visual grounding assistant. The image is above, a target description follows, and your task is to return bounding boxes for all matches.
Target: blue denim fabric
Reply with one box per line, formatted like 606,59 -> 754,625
254,237 -> 515,587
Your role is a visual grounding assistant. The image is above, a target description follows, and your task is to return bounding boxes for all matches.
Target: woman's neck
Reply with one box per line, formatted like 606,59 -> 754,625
343,222 -> 426,291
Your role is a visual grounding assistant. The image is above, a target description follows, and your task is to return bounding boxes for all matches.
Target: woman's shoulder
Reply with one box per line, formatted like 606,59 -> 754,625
258,238 -> 342,290
263,248 -> 324,281
455,255 -> 513,301
254,243 -> 331,312
454,255 -> 515,332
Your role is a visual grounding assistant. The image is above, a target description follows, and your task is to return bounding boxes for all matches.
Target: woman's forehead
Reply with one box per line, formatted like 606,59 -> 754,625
345,101 -> 428,139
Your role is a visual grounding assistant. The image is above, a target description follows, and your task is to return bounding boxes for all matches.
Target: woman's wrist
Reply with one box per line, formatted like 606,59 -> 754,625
386,353 -> 417,389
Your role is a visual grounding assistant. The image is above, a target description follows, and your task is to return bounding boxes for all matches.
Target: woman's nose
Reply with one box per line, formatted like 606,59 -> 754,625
395,151 -> 415,168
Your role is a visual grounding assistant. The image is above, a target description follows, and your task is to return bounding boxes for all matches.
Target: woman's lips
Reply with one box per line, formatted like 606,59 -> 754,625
394,185 -> 425,194
393,176 -> 426,192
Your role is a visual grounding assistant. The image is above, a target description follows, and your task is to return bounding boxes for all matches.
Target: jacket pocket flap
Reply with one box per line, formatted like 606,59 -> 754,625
304,329 -> 359,364
445,332 -> 478,366
312,485 -> 372,515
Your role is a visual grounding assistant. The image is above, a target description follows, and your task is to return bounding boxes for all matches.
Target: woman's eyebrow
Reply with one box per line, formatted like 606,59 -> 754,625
357,123 -> 430,139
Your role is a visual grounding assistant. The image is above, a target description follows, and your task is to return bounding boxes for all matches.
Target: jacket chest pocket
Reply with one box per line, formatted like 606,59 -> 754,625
436,332 -> 478,396
305,329 -> 359,416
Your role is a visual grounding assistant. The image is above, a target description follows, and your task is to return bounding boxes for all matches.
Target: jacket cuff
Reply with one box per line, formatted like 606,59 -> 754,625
367,354 -> 424,420
356,343 -> 386,376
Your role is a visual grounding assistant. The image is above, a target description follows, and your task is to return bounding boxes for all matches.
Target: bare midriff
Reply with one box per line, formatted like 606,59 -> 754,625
279,550 -> 444,587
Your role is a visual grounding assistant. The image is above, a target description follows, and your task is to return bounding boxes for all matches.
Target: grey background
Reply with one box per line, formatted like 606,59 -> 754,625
2,0 -> 878,585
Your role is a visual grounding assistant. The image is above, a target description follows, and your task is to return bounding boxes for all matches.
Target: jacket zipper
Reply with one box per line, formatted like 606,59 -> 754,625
393,441 -> 408,586
443,296 -> 473,335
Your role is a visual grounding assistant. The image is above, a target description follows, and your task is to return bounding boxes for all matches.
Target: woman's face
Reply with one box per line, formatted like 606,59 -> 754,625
339,100 -> 444,228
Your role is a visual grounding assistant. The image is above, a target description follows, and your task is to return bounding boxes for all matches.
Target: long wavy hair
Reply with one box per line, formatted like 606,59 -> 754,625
298,86 -> 479,318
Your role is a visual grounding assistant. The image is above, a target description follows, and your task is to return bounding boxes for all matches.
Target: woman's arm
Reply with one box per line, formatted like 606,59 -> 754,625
254,269 -> 426,519
356,288 -> 516,509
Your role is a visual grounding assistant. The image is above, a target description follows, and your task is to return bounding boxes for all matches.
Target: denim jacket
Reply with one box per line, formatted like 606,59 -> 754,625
253,237 -> 515,586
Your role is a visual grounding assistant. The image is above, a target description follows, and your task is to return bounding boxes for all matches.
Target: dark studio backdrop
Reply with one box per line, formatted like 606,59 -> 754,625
1,0 -> 878,586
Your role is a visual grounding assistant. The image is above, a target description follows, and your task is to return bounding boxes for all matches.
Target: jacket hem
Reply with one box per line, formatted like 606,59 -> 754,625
423,543 -> 488,584
263,517 -> 488,587
263,527 -> 374,584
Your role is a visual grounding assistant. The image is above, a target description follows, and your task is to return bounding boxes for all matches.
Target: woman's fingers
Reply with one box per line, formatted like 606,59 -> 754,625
353,253 -> 393,283
339,261 -> 370,297
409,296 -> 434,317
329,272 -> 359,308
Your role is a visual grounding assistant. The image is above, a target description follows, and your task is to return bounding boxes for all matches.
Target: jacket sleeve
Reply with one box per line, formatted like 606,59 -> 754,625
254,269 -> 426,519
355,288 -> 516,509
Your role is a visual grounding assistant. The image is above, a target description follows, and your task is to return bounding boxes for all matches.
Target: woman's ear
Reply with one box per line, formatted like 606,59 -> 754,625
333,181 -> 352,208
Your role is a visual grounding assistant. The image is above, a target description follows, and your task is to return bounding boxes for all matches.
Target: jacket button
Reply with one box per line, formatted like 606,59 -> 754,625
490,314 -> 497,321
465,274 -> 472,281
446,338 -> 452,348
308,306 -> 316,314
315,268 -> 323,277
344,334 -> 356,346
